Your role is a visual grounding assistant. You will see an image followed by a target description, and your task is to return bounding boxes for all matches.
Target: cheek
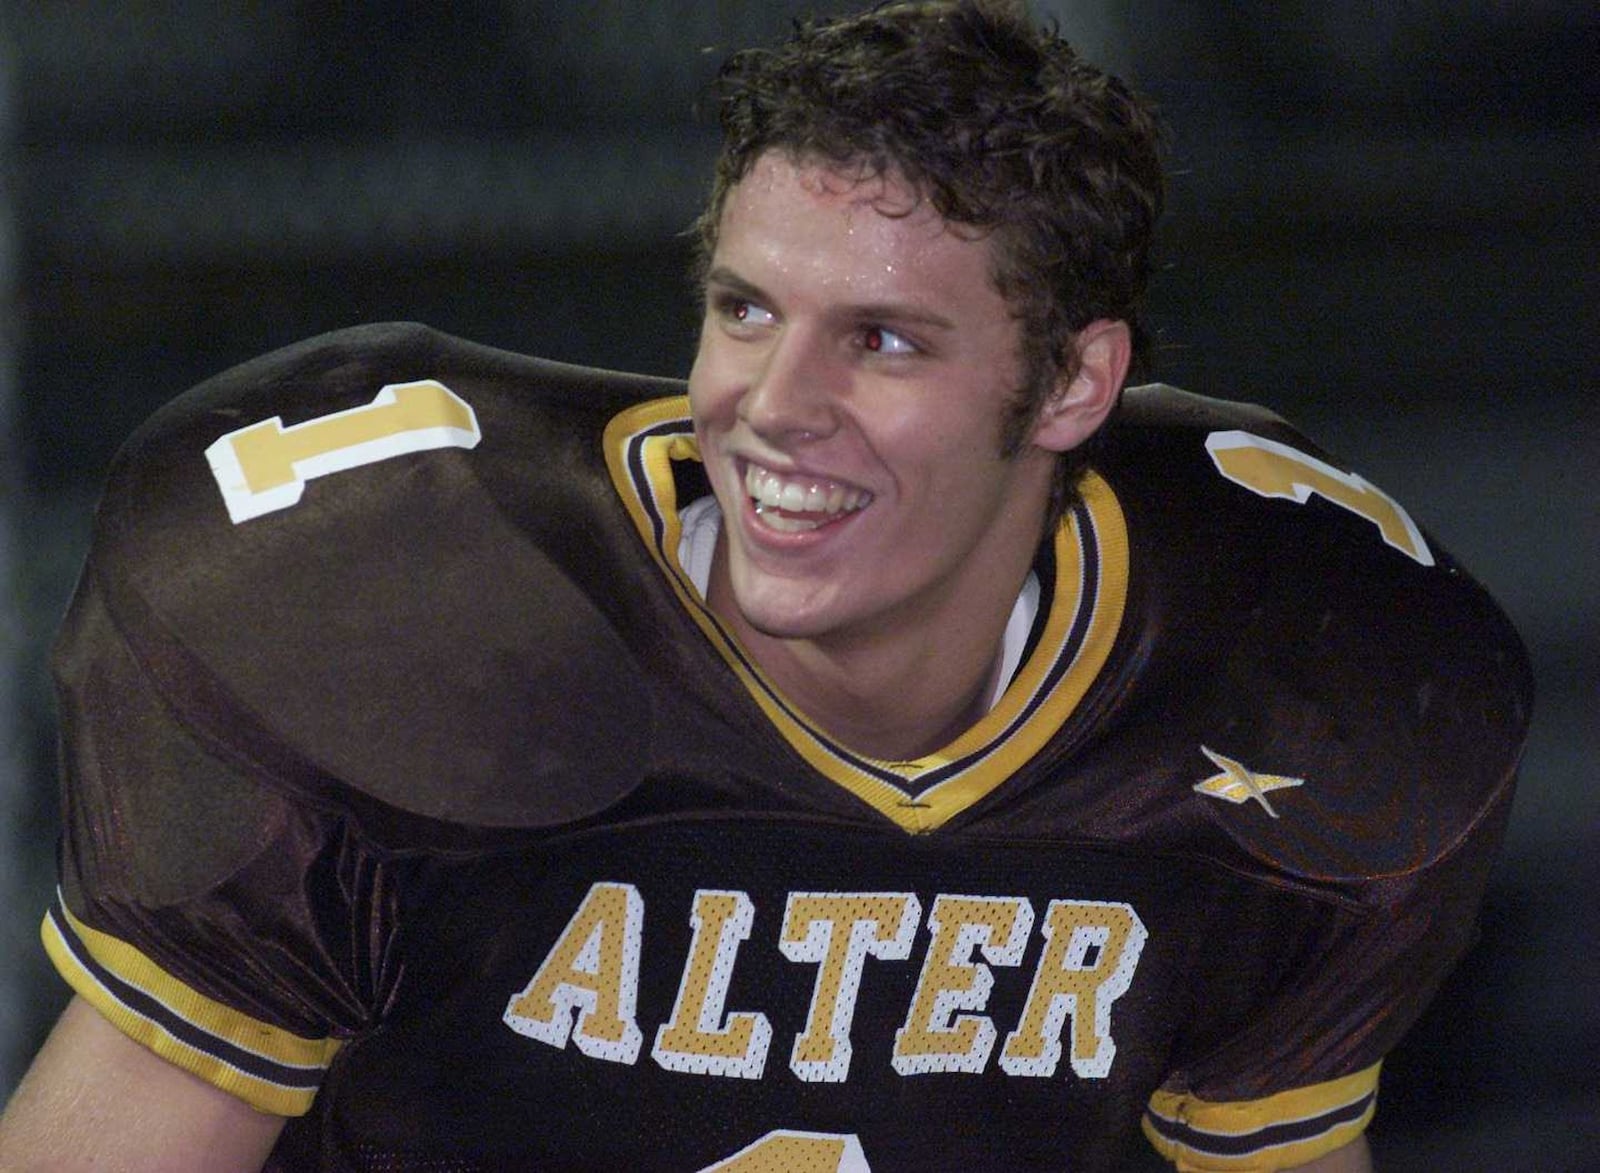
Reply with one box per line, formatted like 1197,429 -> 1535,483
894,410 -> 1008,482
687,365 -> 732,431
687,333 -> 752,423
686,328 -> 715,392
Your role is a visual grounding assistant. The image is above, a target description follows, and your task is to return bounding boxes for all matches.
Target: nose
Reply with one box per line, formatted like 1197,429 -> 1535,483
739,327 -> 841,444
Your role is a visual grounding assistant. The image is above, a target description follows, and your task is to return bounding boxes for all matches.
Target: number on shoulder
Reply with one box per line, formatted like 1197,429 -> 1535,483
1206,430 -> 1433,566
205,380 -> 480,523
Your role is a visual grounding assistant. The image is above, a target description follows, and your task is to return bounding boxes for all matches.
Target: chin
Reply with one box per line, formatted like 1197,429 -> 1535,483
732,597 -> 833,642
726,575 -> 849,643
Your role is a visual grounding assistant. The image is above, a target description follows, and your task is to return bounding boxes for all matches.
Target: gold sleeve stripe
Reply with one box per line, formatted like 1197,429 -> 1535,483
1142,1063 -> 1380,1172
42,891 -> 342,1116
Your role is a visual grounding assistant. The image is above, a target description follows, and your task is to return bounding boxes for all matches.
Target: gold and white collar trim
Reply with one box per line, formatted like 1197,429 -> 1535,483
604,396 -> 1129,834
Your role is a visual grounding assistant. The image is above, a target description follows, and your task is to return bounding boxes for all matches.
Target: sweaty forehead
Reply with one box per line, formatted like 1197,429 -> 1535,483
716,151 -> 998,288
794,155 -> 920,214
727,152 -> 950,239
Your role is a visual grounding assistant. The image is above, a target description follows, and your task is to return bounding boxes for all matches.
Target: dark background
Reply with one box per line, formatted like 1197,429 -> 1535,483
1,3 -> 1595,1167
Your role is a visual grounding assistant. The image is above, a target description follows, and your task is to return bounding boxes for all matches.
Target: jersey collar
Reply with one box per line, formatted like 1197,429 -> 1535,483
604,396 -> 1129,833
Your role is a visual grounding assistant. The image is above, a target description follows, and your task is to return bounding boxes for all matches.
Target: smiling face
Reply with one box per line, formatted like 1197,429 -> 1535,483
688,152 -> 1071,664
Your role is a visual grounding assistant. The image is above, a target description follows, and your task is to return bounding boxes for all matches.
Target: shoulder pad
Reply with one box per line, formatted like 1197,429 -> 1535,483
1102,384 -> 1533,889
77,324 -> 684,847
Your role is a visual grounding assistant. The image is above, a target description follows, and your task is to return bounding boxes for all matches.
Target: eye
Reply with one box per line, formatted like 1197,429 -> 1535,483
713,294 -> 776,330
861,325 -> 917,356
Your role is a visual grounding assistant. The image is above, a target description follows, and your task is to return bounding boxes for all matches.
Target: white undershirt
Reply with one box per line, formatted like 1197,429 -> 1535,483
677,495 -> 1040,711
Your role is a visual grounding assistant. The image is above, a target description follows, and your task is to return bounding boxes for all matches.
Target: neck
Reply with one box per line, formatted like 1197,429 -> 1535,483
706,532 -> 1040,762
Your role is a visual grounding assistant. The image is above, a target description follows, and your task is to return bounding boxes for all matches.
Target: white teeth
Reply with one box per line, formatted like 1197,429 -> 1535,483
758,510 -> 820,533
744,463 -> 870,529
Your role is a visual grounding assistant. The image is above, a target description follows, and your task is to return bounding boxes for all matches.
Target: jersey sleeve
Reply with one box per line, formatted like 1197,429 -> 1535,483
46,573 -> 387,1115
40,323 -> 672,1115
1141,782 -> 1515,1170
1112,386 -> 1532,1170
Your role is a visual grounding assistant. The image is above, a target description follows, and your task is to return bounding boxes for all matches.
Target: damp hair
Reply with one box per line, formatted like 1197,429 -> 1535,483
694,0 -> 1166,521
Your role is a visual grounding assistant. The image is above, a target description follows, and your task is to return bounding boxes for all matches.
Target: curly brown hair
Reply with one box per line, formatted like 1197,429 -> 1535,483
694,0 -> 1166,518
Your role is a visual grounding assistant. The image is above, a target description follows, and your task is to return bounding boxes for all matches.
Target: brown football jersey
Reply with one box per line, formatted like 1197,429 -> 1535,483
43,323 -> 1531,1171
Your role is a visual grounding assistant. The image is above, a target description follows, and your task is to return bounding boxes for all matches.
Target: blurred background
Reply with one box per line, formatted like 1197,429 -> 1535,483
0,2 -> 1595,1167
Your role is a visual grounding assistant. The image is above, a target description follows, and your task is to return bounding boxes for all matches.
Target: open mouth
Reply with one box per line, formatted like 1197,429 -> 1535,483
744,462 -> 872,533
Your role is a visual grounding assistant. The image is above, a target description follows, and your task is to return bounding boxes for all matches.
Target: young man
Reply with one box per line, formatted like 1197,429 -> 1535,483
0,3 -> 1529,1170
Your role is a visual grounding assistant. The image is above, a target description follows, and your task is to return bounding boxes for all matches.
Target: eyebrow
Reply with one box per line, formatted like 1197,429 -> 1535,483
703,266 -> 958,333
702,267 -> 769,305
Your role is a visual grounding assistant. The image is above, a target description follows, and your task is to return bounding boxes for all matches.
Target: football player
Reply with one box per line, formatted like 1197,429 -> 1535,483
0,2 -> 1530,1170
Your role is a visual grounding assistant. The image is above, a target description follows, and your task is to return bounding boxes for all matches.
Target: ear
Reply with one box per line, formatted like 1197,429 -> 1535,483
1029,319 -> 1131,454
